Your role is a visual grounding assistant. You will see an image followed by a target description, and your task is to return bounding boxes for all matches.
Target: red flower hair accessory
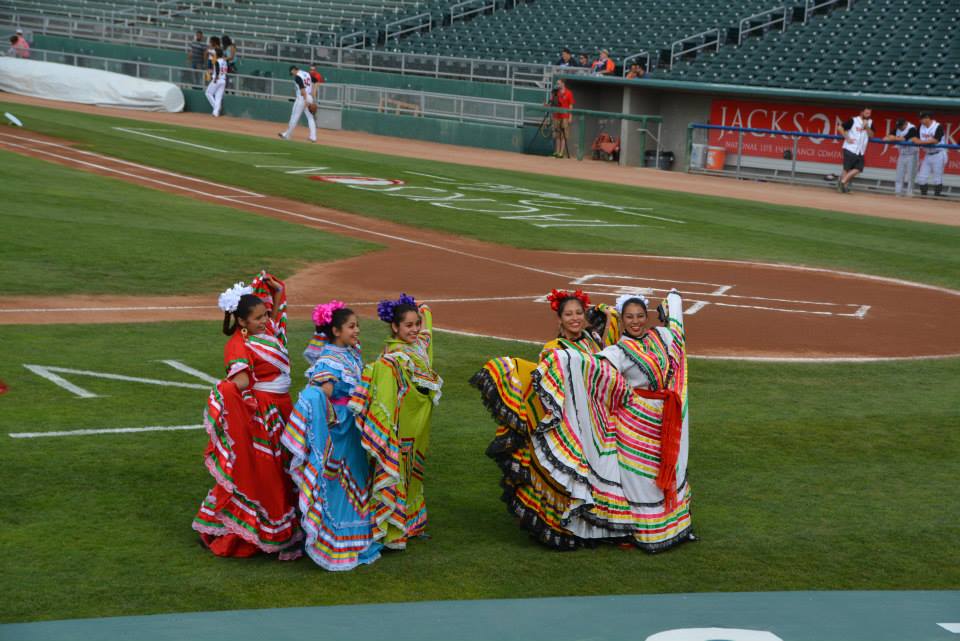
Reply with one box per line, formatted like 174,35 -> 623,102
546,288 -> 591,312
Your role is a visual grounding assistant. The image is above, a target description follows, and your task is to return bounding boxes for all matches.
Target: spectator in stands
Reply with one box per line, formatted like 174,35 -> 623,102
555,48 -> 576,67
626,62 -> 645,79
13,29 -> 30,58
578,53 -> 589,68
551,78 -> 574,158
837,107 -> 874,194
591,49 -> 615,75
882,118 -> 919,197
221,35 -> 237,73
188,30 -> 206,70
309,65 -> 325,102
913,111 -> 948,198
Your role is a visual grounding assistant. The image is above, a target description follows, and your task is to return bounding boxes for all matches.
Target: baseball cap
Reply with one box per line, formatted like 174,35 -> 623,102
15,28 -> 23,34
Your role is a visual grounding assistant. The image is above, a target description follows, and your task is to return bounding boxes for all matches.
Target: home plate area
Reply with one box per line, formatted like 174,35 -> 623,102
563,274 -> 870,319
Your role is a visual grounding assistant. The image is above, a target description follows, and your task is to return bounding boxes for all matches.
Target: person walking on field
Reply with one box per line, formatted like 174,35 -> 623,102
913,111 -> 948,198
278,65 -> 316,143
837,107 -> 874,194
204,47 -> 227,117
883,118 -> 919,197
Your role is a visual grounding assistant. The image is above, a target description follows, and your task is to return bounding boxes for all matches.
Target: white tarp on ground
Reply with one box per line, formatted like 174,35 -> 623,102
0,57 -> 184,112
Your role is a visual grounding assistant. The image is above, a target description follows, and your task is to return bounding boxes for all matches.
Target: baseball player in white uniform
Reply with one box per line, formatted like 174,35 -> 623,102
204,47 -> 227,117
913,111 -> 948,197
278,65 -> 317,143
882,118 -> 919,197
837,107 -> 874,194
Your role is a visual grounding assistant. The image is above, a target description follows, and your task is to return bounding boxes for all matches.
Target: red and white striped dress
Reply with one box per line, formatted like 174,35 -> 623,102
192,281 -> 302,557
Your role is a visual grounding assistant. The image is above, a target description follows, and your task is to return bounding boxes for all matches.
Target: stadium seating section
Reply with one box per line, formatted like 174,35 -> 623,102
6,0 -> 959,96
665,0 -> 960,96
386,0 -> 775,65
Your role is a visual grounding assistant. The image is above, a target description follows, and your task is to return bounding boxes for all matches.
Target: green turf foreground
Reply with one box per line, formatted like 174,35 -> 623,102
1,591 -> 958,641
1,320 -> 958,623
4,100 -> 959,290
0,150 -> 375,296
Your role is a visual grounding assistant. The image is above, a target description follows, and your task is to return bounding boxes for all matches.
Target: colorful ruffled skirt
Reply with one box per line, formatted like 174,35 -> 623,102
283,386 -> 382,570
192,382 -> 302,557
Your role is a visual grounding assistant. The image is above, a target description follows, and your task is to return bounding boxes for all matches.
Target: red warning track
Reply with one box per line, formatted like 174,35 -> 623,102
2,131 -> 959,360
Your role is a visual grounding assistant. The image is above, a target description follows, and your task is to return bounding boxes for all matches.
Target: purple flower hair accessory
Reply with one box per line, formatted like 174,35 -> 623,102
377,293 -> 417,323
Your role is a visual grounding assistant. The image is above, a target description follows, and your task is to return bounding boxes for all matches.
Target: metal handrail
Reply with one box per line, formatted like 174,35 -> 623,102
621,51 -> 650,77
1,12 -> 554,88
690,123 -> 960,149
669,28 -> 720,68
384,11 -> 431,43
803,0 -> 856,25
738,7 -> 788,46
450,0 -> 494,23
24,48 -> 527,128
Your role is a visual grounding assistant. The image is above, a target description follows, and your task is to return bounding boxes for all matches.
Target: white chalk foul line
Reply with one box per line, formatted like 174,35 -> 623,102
112,127 -> 228,153
9,424 -> 204,439
0,133 -> 573,281
430,328 -> 960,362
0,132 -> 264,197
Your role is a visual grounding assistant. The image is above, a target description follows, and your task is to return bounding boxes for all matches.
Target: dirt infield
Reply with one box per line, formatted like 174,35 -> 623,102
2,129 -> 959,360
1,92 -> 958,227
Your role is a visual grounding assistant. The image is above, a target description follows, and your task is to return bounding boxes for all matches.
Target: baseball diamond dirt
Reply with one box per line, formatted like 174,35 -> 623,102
1,128 -> 958,360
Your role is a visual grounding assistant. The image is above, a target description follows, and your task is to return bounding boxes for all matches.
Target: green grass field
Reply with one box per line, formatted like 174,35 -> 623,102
0,101 -> 958,625
2,320 -> 957,623
0,151 -> 375,296
3,100 -> 960,290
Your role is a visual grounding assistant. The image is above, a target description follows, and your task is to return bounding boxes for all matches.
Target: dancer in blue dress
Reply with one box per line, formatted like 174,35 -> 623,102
282,300 -> 381,570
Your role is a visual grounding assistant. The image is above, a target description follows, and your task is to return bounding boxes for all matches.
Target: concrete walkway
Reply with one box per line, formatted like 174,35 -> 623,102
2,591 -> 958,641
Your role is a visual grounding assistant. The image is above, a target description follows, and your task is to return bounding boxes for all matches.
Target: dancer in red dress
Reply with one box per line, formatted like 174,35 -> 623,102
192,272 -> 302,558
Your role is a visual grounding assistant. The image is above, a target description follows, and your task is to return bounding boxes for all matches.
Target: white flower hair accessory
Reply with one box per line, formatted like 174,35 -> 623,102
218,281 -> 254,314
615,293 -> 649,314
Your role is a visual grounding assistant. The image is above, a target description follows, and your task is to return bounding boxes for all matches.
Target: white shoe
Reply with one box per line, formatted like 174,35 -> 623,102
309,138 -> 317,143
278,133 -> 288,140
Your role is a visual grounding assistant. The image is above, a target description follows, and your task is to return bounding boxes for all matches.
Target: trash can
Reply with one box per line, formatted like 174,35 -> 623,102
657,151 -> 675,170
644,150 -> 658,167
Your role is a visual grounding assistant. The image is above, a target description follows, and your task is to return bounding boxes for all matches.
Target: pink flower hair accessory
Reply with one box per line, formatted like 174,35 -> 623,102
312,299 -> 346,327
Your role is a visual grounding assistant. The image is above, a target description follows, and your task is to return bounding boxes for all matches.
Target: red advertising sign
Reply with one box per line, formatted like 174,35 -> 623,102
708,99 -> 960,174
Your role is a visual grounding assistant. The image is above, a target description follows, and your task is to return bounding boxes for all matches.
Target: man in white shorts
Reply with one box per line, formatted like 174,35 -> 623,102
837,107 -> 874,194
278,65 -> 317,143
913,111 -> 948,198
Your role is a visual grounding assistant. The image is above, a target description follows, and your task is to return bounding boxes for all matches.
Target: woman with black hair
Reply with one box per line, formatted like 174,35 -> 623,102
470,289 -> 618,549
191,272 -> 301,558
282,301 -> 382,570
349,294 -> 442,551
531,290 -> 695,552
221,34 -> 237,73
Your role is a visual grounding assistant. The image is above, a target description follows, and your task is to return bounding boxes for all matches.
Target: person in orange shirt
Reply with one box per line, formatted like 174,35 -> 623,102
591,49 -> 614,75
552,78 -> 574,158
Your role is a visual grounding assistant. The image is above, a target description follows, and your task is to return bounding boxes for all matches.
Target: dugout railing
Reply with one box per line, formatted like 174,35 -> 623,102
687,123 -> 959,198
22,49 -> 527,128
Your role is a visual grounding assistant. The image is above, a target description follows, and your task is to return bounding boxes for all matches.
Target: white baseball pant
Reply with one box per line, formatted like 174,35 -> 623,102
283,96 -> 317,142
205,79 -> 225,116
916,151 -> 947,186
894,152 -> 917,195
